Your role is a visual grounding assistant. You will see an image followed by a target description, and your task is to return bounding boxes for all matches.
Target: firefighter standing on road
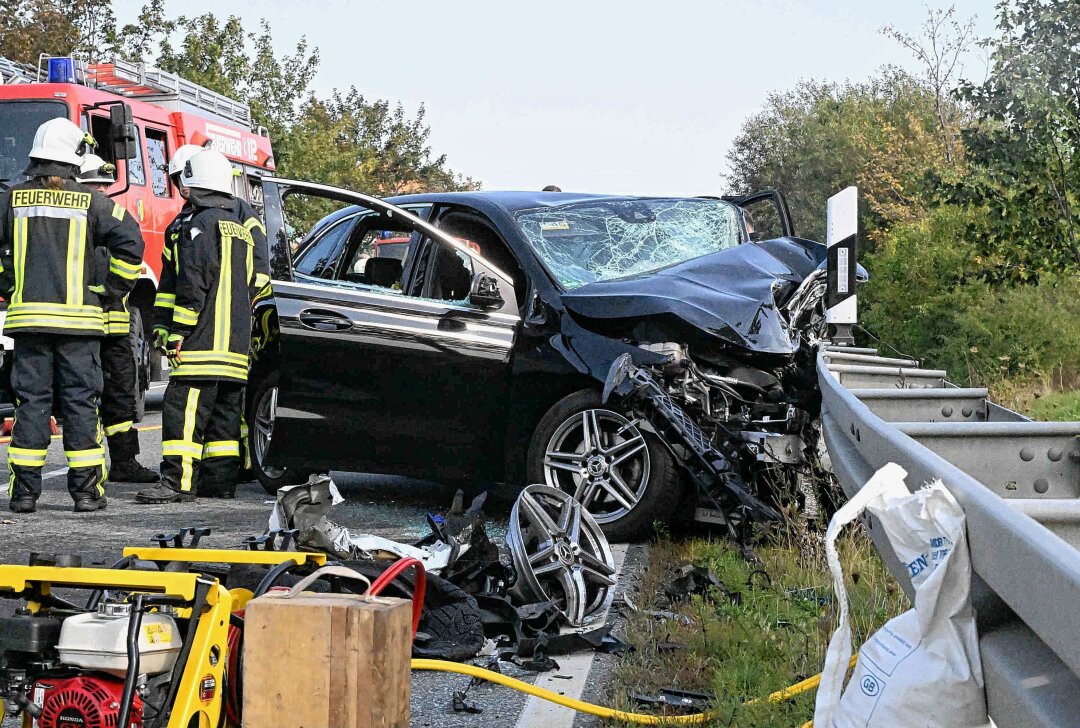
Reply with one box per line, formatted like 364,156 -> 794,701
77,154 -> 159,484
136,149 -> 261,503
151,144 -> 269,483
0,119 -> 143,513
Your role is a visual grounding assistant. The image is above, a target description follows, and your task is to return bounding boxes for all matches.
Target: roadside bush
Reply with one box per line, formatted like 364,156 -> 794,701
860,206 -> 1080,388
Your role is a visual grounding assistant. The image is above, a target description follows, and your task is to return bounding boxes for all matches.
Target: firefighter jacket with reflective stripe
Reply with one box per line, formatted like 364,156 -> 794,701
92,209 -> 144,336
154,199 -> 267,334
0,171 -> 144,336
169,194 -> 257,382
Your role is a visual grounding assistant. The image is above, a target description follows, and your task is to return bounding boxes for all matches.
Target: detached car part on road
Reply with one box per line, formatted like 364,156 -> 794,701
247,181 -> 866,541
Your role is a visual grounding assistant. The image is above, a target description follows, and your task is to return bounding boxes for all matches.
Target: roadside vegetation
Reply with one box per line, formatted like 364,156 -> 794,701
611,525 -> 907,727
727,0 -> 1080,418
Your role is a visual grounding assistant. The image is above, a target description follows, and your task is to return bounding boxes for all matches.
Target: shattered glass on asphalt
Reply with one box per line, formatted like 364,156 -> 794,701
514,198 -> 743,289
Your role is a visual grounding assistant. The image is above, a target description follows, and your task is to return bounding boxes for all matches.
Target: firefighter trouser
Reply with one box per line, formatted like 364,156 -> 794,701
8,334 -> 105,501
160,379 -> 243,494
101,334 -> 140,462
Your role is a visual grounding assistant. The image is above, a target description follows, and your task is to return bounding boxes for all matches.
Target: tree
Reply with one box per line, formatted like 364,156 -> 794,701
0,0 -> 115,64
724,71 -> 951,243
955,0 -> 1080,281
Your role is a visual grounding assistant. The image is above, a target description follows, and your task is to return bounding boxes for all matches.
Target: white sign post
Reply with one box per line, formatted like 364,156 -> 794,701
825,186 -> 858,345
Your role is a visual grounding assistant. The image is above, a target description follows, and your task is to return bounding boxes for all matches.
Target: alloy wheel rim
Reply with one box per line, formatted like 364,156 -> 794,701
542,408 -> 651,525
507,484 -> 616,626
254,386 -> 286,479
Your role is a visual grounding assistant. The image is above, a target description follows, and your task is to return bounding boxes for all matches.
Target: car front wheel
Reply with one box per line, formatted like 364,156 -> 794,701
526,390 -> 682,542
248,370 -> 311,494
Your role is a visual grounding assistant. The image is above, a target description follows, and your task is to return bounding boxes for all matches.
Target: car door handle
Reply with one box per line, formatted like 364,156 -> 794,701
298,309 -> 353,332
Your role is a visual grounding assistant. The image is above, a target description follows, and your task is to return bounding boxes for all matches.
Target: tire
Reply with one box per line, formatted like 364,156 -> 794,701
526,389 -> 682,543
128,307 -> 147,422
248,369 -> 311,494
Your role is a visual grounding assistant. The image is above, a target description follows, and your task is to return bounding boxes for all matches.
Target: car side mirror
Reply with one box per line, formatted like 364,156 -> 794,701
110,104 -> 137,160
470,272 -> 504,309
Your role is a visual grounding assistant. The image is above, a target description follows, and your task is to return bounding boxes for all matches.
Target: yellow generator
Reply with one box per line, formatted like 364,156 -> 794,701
0,531 -> 327,728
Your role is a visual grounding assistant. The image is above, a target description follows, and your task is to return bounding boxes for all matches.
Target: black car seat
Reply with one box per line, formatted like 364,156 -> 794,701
364,257 -> 403,289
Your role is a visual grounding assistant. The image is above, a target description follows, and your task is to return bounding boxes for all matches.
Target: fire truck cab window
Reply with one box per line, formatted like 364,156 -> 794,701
89,115 -> 145,186
0,100 -> 66,186
145,129 -> 170,197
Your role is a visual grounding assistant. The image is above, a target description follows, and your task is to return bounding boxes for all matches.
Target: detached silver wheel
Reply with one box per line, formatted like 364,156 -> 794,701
542,408 -> 651,525
253,385 -> 285,480
507,485 -> 616,626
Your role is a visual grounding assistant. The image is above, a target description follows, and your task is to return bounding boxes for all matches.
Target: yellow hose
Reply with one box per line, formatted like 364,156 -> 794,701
410,654 -> 856,726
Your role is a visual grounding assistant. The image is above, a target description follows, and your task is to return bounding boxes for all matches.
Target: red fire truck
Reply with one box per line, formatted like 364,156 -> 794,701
0,55 -> 275,414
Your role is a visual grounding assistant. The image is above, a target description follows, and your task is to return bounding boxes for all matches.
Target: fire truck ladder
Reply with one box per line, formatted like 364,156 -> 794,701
0,57 -> 37,85
85,59 -> 253,128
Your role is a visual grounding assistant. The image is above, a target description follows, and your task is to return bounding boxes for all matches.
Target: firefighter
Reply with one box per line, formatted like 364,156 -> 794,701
152,145 -> 269,482
136,149 -> 260,503
0,119 -> 143,513
76,154 -> 159,483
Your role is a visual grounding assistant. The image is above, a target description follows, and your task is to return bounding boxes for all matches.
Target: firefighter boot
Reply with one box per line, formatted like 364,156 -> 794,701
109,459 -> 161,483
9,497 -> 36,514
72,494 -> 107,512
135,483 -> 196,504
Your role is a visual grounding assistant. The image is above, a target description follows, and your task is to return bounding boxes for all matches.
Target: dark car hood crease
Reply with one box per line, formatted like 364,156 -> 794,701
559,241 -> 817,355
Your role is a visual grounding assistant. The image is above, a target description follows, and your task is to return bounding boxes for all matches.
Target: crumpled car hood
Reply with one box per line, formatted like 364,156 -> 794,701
560,239 -> 824,355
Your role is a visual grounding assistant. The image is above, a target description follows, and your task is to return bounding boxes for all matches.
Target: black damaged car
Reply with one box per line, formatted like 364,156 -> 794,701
248,181 -> 864,541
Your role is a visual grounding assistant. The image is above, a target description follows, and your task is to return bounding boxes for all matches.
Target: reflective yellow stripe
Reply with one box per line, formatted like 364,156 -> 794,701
66,218 -> 78,306
246,240 -> 254,291
163,440 -> 203,458
154,292 -> 176,309
253,272 -> 270,289
112,203 -> 126,220
215,236 -> 232,351
173,306 -> 198,326
74,216 -> 85,306
162,246 -> 173,262
5,316 -> 104,332
239,412 -> 251,469
8,302 -> 103,316
244,217 -> 266,235
203,440 -> 240,458
180,388 -> 201,492
170,364 -> 248,380
109,256 -> 141,280
89,284 -> 105,294
180,350 -> 248,365
65,446 -> 106,467
103,420 -> 133,436
8,446 -> 48,467
13,217 -> 26,304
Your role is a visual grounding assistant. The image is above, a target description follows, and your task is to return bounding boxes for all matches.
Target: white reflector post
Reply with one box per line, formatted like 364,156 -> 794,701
825,186 -> 858,344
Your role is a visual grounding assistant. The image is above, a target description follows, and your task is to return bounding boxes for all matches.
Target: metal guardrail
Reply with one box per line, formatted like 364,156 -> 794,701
818,345 -> 1080,728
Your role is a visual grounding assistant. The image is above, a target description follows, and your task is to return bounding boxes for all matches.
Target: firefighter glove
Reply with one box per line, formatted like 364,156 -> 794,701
152,326 -> 169,351
165,335 -> 183,367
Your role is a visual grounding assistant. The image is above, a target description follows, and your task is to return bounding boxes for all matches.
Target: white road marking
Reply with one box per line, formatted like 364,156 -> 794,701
42,468 -> 68,480
515,542 -> 629,728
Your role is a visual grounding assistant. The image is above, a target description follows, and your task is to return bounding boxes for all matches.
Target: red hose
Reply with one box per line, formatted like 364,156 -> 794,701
366,557 -> 426,637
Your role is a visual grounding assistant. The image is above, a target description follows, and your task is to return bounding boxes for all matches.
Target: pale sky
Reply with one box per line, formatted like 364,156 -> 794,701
114,0 -> 997,196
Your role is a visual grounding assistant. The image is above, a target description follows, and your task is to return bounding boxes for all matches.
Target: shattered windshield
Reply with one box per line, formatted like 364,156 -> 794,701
514,198 -> 742,289
0,101 -> 68,187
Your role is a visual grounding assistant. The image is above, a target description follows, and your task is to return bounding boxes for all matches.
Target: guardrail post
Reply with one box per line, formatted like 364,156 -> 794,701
826,186 -> 858,345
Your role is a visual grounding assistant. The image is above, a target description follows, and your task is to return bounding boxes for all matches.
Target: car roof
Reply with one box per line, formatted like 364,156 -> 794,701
385,190 -> 633,213
307,190 -> 732,237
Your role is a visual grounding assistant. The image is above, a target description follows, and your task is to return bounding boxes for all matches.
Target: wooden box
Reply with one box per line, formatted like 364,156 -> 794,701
242,592 -> 412,728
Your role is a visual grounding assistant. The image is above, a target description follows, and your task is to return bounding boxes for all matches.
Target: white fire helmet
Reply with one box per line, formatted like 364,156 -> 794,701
169,144 -> 204,178
29,118 -> 94,167
77,154 -> 116,185
180,149 -> 235,195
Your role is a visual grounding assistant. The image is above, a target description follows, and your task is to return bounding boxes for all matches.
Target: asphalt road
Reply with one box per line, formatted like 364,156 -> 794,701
0,384 -> 636,728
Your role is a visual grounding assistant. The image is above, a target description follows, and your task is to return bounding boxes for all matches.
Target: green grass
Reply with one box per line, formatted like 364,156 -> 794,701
1027,389 -> 1080,422
611,528 -> 908,727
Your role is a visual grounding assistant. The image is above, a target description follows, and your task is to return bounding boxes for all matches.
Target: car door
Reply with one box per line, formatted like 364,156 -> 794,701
261,179 -> 520,479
